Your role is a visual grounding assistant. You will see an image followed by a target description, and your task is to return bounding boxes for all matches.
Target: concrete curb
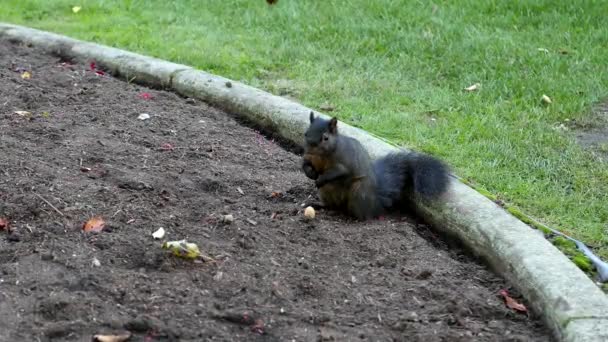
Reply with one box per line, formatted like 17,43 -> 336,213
1,23 -> 606,341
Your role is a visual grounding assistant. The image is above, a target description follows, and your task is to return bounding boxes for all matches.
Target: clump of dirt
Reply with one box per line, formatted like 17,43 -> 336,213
0,39 -> 551,341
572,102 -> 608,161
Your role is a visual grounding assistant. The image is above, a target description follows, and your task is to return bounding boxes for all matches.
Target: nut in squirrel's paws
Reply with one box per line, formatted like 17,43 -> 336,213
304,206 -> 316,220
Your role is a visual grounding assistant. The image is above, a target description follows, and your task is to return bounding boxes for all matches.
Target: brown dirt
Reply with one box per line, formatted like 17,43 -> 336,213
573,101 -> 608,161
0,39 -> 551,341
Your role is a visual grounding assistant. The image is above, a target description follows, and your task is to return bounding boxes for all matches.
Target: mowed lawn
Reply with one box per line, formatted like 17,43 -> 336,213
2,1 -> 607,257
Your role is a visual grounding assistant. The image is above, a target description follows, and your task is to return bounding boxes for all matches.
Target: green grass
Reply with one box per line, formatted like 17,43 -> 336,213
2,0 -> 607,257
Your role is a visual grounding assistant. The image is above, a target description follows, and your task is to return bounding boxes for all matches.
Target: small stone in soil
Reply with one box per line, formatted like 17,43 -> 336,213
221,214 -> 234,224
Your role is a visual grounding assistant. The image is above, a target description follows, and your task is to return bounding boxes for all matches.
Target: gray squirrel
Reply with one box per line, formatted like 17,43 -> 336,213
302,112 -> 449,220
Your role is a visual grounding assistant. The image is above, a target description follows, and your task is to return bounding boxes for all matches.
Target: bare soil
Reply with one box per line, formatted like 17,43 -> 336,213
573,101 -> 608,161
0,39 -> 551,341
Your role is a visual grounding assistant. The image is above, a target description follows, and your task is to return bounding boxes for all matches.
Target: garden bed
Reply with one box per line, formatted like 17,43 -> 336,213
0,39 -> 550,341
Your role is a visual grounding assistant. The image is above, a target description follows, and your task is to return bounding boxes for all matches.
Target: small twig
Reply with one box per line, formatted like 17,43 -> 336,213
34,193 -> 64,217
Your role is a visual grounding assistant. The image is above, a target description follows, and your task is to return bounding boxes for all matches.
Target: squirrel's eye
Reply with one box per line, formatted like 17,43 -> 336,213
323,135 -> 329,141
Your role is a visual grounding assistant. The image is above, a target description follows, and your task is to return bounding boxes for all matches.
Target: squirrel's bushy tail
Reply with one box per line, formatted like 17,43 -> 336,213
373,151 -> 450,209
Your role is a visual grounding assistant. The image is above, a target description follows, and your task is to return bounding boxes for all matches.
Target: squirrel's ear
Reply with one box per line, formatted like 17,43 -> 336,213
328,117 -> 338,133
309,111 -> 315,123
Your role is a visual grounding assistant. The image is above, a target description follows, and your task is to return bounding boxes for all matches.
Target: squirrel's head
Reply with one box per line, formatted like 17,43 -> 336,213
304,112 -> 338,153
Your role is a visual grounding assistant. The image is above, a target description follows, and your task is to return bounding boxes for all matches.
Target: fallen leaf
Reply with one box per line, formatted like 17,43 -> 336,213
499,289 -> 527,313
0,218 -> 9,231
92,258 -> 101,267
537,48 -> 550,54
319,102 -> 335,112
162,240 -> 201,259
89,61 -> 105,76
270,191 -> 282,198
152,227 -> 166,240
14,110 -> 32,117
160,143 -> 174,151
72,6 -> 82,14
139,92 -> 153,100
541,94 -> 552,104
237,187 -> 244,195
21,71 -> 31,79
137,113 -> 150,120
464,83 -> 480,91
82,217 -> 106,233
92,332 -> 132,342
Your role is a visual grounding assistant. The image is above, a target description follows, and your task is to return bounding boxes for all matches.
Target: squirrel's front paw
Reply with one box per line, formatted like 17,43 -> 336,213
302,163 -> 319,180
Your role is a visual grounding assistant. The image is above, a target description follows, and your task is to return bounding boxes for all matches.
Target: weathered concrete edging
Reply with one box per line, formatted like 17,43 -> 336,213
1,23 -> 606,341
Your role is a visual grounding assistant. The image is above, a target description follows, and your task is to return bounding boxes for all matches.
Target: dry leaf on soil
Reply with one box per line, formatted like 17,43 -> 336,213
0,218 -> 9,231
160,143 -> 174,151
162,240 -> 201,259
14,110 -> 31,117
89,61 -> 105,76
21,71 -> 31,79
92,332 -> 131,342
72,6 -> 82,14
82,217 -> 106,232
499,289 -> 527,313
139,92 -> 153,100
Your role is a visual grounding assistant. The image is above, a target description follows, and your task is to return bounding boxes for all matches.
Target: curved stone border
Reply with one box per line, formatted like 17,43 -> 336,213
1,23 -> 606,341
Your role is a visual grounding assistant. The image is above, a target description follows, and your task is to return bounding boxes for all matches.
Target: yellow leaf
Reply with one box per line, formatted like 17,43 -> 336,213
72,6 -> 81,13
162,240 -> 201,259
21,71 -> 31,79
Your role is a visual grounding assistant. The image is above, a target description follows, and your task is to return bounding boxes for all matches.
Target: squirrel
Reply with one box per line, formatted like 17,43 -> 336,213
302,112 -> 450,220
